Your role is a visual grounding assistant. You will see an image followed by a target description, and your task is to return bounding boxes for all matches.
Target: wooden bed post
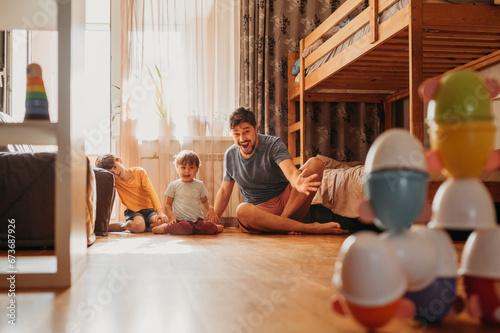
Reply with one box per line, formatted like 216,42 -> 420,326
409,0 -> 424,143
369,0 -> 379,43
288,53 -> 299,164
384,99 -> 392,131
299,39 -> 306,166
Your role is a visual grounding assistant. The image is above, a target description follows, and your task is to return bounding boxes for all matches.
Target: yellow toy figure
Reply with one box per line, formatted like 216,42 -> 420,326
420,70 -> 500,177
24,63 -> 50,120
420,70 -> 500,326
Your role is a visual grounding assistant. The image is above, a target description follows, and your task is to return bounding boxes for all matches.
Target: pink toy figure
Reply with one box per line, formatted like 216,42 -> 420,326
331,231 -> 414,329
420,70 -> 500,178
460,227 -> 500,325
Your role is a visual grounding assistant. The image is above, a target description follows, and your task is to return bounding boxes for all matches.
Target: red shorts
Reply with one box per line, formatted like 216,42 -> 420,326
239,185 -> 291,234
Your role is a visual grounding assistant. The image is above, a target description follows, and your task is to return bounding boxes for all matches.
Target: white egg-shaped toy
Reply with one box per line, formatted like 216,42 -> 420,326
428,178 -> 497,230
364,128 -> 427,174
381,229 -> 439,291
333,231 -> 407,306
460,227 -> 500,278
460,227 -> 500,325
411,225 -> 458,277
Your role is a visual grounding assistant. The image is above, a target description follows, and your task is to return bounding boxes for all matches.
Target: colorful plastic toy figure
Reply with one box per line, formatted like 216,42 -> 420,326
381,228 -> 439,294
404,226 -> 460,324
25,63 -> 50,120
421,70 -> 500,178
420,70 -> 500,326
331,231 -> 412,329
358,129 -> 431,230
427,178 -> 497,231
460,227 -> 500,325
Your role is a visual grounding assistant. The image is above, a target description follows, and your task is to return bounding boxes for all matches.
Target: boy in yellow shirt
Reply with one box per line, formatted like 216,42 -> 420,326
95,154 -> 168,233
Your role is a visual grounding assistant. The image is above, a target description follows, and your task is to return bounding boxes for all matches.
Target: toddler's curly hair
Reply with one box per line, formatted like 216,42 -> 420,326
174,150 -> 201,167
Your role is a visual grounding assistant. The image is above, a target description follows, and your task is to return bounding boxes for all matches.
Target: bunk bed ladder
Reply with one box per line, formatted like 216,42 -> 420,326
288,49 -> 306,167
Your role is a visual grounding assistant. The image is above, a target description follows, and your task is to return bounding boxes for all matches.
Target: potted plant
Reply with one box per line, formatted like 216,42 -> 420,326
212,110 -> 228,136
147,64 -> 168,119
147,64 -> 174,137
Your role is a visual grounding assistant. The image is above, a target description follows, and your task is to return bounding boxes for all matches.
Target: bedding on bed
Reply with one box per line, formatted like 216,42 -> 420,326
312,153 -> 500,219
293,0 -> 409,82
292,0 -> 496,82
312,155 -> 365,218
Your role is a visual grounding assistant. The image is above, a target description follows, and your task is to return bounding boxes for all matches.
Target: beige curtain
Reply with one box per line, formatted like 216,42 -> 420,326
119,0 -> 240,218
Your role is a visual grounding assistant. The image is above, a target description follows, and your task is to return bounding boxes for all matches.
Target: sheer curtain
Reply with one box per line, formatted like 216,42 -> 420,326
119,0 -> 240,218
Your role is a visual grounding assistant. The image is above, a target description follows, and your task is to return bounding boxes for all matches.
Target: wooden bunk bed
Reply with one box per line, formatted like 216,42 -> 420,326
287,0 -> 500,207
287,0 -> 500,167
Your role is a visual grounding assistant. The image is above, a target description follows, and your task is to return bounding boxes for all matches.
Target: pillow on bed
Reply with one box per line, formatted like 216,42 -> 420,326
301,24 -> 342,60
302,39 -> 325,58
316,154 -> 364,169
291,59 -> 301,75
292,38 -> 326,74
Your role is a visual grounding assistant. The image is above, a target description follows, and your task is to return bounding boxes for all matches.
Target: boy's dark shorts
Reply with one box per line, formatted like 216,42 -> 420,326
124,208 -> 156,228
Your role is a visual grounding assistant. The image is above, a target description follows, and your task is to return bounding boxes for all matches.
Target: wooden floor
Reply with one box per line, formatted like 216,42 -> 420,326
0,228 -> 496,333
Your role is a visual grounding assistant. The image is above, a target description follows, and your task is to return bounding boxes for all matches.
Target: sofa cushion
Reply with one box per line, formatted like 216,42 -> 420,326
93,167 -> 115,236
87,159 -> 97,246
0,152 -> 56,248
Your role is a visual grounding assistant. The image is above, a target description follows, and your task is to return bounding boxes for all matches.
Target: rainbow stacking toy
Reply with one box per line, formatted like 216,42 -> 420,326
24,63 -> 50,120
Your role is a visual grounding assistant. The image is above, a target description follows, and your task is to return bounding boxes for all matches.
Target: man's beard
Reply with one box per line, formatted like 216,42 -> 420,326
239,140 -> 257,156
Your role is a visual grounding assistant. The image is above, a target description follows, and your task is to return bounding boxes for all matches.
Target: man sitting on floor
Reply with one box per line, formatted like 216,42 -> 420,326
213,107 -> 343,235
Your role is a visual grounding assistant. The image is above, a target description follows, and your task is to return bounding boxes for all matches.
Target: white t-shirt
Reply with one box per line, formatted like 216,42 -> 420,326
164,179 -> 208,222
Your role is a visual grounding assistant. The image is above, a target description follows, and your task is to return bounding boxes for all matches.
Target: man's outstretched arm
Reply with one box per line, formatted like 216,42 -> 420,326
214,180 -> 235,221
279,159 -> 322,196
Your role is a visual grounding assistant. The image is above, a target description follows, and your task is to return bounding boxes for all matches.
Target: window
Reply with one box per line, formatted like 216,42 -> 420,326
6,0 -> 111,155
84,0 -> 111,154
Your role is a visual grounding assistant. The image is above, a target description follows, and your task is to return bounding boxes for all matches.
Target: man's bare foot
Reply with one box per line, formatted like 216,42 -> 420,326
301,222 -> 345,235
108,222 -> 124,232
216,225 -> 224,233
152,223 -> 167,234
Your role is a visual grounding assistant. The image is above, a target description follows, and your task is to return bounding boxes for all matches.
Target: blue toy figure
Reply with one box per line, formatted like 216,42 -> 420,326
358,129 -> 430,230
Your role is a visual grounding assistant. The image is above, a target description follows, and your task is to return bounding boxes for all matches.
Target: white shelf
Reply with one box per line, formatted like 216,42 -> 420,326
0,121 -> 57,145
0,256 -> 57,274
0,0 -> 87,289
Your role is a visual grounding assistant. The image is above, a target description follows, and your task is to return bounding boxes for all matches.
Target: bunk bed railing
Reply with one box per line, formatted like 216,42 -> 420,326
303,0 -> 366,50
288,0 -> 407,166
304,0 -> 402,74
